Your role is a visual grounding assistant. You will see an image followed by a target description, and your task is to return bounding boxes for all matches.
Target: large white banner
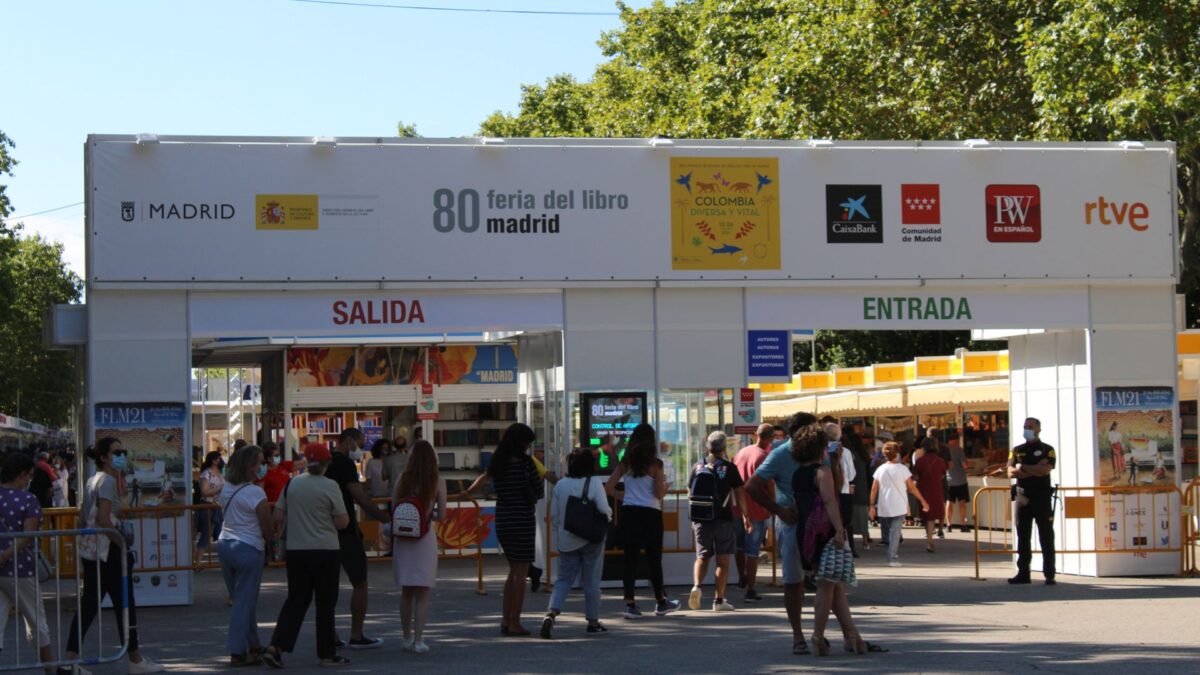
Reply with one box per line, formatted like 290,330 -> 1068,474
88,138 -> 1177,284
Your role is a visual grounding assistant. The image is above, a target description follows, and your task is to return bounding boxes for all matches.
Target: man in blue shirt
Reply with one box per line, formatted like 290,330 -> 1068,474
745,412 -> 818,655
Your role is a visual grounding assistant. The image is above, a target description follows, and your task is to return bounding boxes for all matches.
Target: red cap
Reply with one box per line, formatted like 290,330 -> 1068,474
303,442 -> 332,463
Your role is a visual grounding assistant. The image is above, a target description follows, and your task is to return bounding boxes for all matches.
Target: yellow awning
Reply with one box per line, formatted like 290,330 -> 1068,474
1179,332 -> 1200,356
915,355 -> 963,380
961,350 -> 1009,376
801,372 -> 834,391
834,367 -> 871,389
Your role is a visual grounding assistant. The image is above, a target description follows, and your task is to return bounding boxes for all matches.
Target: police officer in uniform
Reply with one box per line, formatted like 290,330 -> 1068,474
1007,417 -> 1056,585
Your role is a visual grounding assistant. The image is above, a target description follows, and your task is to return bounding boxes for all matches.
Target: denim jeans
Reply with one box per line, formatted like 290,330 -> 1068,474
218,539 -> 265,655
880,516 -> 904,563
548,541 -> 604,622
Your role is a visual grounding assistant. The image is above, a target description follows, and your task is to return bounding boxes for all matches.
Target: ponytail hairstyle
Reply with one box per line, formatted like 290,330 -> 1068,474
90,437 -> 121,469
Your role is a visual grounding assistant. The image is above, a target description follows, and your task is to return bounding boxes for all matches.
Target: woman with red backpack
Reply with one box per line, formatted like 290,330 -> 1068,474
392,440 -> 446,654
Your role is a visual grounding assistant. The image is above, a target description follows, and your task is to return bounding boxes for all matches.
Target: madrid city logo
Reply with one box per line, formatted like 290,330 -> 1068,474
121,201 -> 135,222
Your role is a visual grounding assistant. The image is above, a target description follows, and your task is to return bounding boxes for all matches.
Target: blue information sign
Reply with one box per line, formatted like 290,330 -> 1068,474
747,330 -> 793,381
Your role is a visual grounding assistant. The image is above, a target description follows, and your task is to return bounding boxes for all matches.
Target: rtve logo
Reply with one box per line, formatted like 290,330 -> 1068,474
1085,196 -> 1148,231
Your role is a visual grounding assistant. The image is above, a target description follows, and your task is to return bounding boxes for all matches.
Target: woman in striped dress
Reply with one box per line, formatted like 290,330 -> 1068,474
465,423 -> 543,636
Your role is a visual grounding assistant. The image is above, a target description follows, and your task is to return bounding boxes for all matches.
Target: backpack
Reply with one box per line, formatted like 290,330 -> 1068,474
392,495 -> 430,539
689,460 -> 729,522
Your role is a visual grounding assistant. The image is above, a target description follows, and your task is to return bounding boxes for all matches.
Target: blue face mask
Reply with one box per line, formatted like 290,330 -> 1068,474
257,464 -> 268,479
1023,429 -> 1037,441
111,454 -> 127,471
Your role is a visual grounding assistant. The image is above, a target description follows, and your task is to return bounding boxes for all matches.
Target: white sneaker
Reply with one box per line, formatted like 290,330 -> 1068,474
129,657 -> 166,673
402,638 -> 415,652
712,599 -> 735,612
413,641 -> 429,654
687,586 -> 702,610
888,560 -> 902,568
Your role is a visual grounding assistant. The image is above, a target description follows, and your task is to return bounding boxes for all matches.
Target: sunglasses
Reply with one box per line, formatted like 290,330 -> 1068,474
112,450 -> 128,456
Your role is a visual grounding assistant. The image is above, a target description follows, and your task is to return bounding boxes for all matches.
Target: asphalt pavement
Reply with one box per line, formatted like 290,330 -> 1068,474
6,527 -> 1199,673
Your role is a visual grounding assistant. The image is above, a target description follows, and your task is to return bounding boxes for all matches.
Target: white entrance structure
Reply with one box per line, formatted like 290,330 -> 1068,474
83,137 -> 1179,590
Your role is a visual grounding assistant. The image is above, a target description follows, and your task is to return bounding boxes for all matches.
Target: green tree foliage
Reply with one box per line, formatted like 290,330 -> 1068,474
0,132 -> 83,427
396,120 -> 421,138
479,1 -> 1200,369
1023,0 -> 1200,319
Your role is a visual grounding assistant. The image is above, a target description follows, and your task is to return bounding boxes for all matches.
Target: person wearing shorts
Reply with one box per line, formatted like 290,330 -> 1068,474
745,412 -> 818,655
733,423 -> 774,602
687,432 -> 745,612
945,436 -> 971,531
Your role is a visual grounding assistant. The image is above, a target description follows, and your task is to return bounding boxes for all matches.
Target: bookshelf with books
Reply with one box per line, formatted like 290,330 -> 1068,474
288,410 -> 385,449
434,402 -> 517,470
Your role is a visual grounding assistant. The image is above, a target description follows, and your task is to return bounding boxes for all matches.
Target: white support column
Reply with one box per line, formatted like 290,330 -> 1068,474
1088,284 -> 1179,576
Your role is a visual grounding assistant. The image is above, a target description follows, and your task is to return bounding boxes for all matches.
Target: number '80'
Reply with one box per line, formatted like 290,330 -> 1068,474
432,189 -> 480,232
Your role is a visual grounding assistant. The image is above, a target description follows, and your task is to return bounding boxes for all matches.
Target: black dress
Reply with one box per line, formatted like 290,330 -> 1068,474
792,462 -> 826,572
492,458 -> 544,563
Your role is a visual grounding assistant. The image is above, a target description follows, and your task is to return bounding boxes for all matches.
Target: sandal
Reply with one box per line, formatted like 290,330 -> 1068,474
792,639 -> 810,655
320,654 -> 351,667
813,635 -> 831,657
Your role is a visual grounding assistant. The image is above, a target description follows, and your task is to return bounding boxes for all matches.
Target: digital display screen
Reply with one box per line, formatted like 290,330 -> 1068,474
580,392 -> 647,470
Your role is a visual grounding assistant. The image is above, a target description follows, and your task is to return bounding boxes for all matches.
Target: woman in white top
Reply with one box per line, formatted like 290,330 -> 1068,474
365,439 -> 391,499
51,455 -> 70,507
217,445 -> 275,667
540,450 -> 613,639
391,440 -> 447,654
194,451 -> 225,567
869,442 -> 928,567
605,424 -> 681,619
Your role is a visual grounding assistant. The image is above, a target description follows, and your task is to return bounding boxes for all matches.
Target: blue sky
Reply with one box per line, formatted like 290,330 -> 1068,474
4,0 -> 646,277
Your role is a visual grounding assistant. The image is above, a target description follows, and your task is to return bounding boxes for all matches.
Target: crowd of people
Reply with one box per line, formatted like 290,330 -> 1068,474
0,409 -> 1059,671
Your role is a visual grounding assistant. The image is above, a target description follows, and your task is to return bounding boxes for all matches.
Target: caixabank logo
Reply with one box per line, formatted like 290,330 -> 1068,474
826,185 -> 882,243
986,184 -> 1041,242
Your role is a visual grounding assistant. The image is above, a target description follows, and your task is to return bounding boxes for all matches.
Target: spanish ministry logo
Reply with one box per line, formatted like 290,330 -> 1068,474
826,185 -> 882,243
900,183 -> 941,243
121,201 -> 135,222
255,194 -> 319,230
986,184 -> 1041,242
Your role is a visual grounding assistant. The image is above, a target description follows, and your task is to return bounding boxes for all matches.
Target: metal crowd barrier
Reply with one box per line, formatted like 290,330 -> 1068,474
0,528 -> 128,673
369,494 -> 488,595
1184,478 -> 1200,575
42,494 -> 490,593
542,489 -> 780,589
972,484 -> 1186,580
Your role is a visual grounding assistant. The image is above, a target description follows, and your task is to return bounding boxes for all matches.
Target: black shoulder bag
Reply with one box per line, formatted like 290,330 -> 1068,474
563,476 -> 608,544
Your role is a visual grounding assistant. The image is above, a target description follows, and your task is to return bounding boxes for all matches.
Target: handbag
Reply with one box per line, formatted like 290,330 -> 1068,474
36,551 -> 53,583
816,539 -> 857,587
563,476 -> 608,544
801,495 -> 834,565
